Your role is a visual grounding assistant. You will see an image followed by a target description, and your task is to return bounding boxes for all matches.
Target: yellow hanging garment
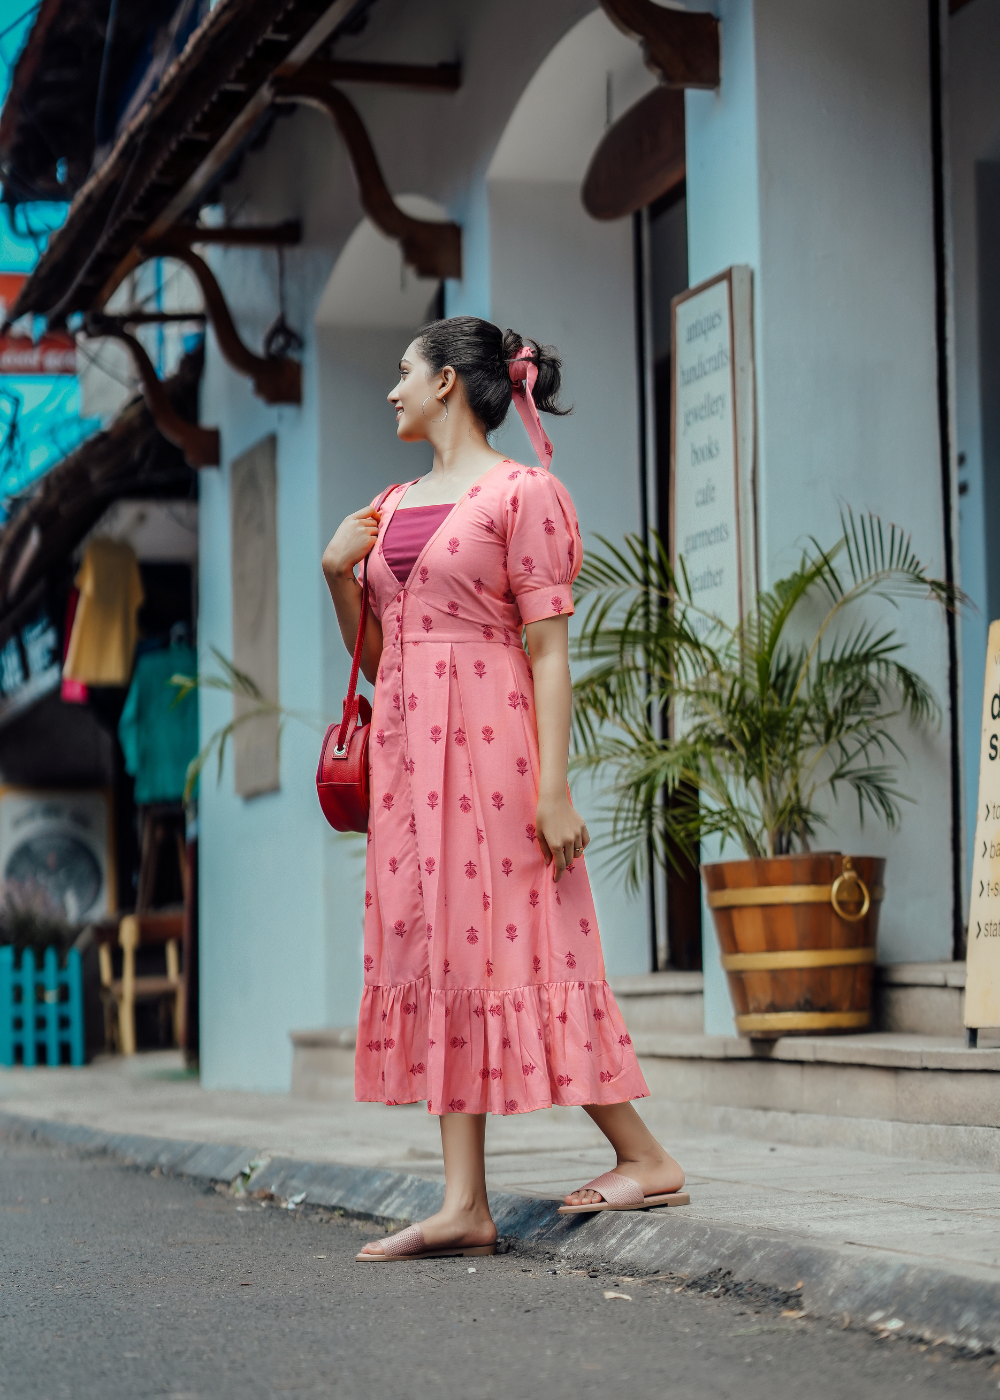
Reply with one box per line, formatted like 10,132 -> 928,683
63,539 -> 145,685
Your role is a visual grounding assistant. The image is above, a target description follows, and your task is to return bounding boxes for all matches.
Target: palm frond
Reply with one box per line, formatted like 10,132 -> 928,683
573,508 -> 959,875
172,647 -> 330,801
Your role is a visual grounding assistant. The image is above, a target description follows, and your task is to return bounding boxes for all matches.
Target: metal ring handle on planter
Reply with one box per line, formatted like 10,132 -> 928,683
830,857 -> 870,923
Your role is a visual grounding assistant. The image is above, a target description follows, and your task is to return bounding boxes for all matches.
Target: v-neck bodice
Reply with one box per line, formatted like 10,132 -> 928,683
382,504 -> 454,589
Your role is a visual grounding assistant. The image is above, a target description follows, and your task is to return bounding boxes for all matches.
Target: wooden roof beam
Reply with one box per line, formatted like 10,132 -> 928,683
170,219 -> 303,246
295,58 -> 460,91
271,77 -> 461,280
7,0 -> 360,327
104,311 -> 207,326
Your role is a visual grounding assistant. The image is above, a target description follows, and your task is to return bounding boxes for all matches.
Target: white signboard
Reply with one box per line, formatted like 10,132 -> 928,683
670,267 -> 756,638
965,618 -> 1000,1030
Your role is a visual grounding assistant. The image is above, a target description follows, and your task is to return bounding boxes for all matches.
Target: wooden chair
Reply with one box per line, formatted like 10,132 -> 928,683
97,909 -> 185,1055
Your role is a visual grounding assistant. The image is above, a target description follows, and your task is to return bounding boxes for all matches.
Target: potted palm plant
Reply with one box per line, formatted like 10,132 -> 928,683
572,511 -> 960,1039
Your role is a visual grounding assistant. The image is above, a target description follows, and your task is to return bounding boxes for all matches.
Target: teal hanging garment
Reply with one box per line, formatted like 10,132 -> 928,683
118,644 -> 198,804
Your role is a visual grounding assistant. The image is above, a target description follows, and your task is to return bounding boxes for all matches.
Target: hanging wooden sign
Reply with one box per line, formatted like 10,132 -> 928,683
670,267 -> 757,640
964,618 -> 1000,1033
582,86 -> 685,221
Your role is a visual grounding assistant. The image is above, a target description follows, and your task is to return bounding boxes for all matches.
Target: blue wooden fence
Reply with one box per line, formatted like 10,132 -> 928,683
0,946 -> 84,1067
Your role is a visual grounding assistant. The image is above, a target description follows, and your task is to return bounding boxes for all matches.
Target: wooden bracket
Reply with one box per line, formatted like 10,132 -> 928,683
583,86 -> 685,220
293,58 -> 461,91
272,76 -> 462,280
85,316 -> 220,468
139,231 -> 302,405
93,224 -> 303,311
115,310 -> 207,326
600,0 -> 720,89
169,220 -> 303,247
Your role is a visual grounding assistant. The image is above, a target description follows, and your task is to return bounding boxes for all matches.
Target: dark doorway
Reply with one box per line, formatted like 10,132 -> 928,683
646,186 -> 702,971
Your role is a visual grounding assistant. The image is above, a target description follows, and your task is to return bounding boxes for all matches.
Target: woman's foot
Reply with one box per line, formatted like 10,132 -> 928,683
357,1204 -> 497,1258
563,1148 -> 685,1208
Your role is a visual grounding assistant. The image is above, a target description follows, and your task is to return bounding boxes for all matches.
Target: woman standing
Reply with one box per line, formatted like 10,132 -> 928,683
322,317 -> 686,1261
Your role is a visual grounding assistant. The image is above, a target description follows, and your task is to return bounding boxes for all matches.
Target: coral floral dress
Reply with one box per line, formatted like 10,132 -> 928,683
355,457 -> 649,1115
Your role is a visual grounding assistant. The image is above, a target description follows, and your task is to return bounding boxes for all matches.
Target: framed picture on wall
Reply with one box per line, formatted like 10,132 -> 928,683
0,787 -> 115,924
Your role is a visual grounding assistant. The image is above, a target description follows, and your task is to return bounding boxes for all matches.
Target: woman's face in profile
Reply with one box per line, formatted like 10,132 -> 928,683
388,340 -> 435,442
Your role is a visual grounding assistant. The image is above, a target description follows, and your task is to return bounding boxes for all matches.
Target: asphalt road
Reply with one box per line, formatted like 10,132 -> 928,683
0,1134 -> 996,1400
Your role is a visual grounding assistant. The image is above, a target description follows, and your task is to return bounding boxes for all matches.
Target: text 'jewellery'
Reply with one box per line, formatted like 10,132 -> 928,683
508,346 -> 554,470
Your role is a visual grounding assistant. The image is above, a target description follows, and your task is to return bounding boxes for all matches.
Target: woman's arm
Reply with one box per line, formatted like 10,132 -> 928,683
322,506 -> 384,685
525,615 -> 589,882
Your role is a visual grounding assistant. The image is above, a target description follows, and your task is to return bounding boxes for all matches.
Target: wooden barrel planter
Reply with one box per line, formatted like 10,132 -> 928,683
701,852 -> 885,1039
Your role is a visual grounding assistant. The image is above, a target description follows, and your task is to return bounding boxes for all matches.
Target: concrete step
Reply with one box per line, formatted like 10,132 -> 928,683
289,1027 -> 356,1100
875,960 -> 966,1036
635,1029 -> 1000,1167
608,969 -> 704,1034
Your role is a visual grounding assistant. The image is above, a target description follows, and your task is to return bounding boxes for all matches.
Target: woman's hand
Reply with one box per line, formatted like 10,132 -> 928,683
322,505 -> 381,582
536,792 -> 590,882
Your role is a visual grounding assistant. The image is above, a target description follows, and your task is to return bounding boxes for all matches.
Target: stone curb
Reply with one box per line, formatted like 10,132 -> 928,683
3,1109 -> 998,1355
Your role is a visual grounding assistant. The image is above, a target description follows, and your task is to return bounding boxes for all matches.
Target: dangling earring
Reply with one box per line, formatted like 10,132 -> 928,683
421,395 -> 448,423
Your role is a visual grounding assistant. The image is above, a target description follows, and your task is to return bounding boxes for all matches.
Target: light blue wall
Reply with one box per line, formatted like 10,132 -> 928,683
685,0 -> 950,1032
198,300 -> 330,1092
445,168 -> 492,322
685,0 -> 762,287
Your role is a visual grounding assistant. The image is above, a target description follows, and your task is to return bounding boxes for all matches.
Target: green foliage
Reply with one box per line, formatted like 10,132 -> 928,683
171,646 -> 291,802
572,509 -> 963,893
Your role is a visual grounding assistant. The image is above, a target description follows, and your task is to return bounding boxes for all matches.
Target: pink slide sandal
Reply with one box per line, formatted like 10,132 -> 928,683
557,1170 -> 690,1215
355,1225 -> 497,1262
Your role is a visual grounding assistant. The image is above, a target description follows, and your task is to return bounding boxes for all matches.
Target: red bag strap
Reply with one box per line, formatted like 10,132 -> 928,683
335,483 -> 400,754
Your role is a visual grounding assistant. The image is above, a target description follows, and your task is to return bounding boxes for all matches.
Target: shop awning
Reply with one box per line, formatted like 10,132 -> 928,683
0,0 -> 210,207
2,0 -> 369,327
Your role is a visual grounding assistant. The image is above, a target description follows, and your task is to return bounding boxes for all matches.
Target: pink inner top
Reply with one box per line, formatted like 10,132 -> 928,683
382,504 -> 453,585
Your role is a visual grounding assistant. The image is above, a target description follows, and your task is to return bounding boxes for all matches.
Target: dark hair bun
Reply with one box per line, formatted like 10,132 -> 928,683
416,316 -> 570,435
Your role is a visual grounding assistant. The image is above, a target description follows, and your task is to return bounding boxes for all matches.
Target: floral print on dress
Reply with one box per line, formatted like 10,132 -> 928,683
354,459 -> 649,1116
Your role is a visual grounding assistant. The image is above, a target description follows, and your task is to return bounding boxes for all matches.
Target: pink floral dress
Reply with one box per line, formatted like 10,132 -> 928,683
355,458 -> 649,1115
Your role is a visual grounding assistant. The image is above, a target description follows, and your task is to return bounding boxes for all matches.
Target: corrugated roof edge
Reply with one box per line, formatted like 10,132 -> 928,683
3,0 -> 321,325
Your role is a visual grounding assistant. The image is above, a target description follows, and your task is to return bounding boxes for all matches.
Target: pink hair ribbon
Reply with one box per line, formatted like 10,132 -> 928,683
509,346 -> 554,469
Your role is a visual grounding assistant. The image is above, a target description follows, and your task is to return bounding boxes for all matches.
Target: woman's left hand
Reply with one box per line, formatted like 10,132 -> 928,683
536,793 -> 590,882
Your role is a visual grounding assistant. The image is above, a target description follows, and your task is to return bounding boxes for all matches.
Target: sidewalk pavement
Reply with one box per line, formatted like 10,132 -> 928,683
2,1052 -> 999,1354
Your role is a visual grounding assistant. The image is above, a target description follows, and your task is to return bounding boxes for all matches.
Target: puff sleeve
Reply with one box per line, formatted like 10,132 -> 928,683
504,467 -> 582,624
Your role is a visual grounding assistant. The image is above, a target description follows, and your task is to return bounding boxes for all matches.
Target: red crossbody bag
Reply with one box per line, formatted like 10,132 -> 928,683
316,486 -> 398,832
